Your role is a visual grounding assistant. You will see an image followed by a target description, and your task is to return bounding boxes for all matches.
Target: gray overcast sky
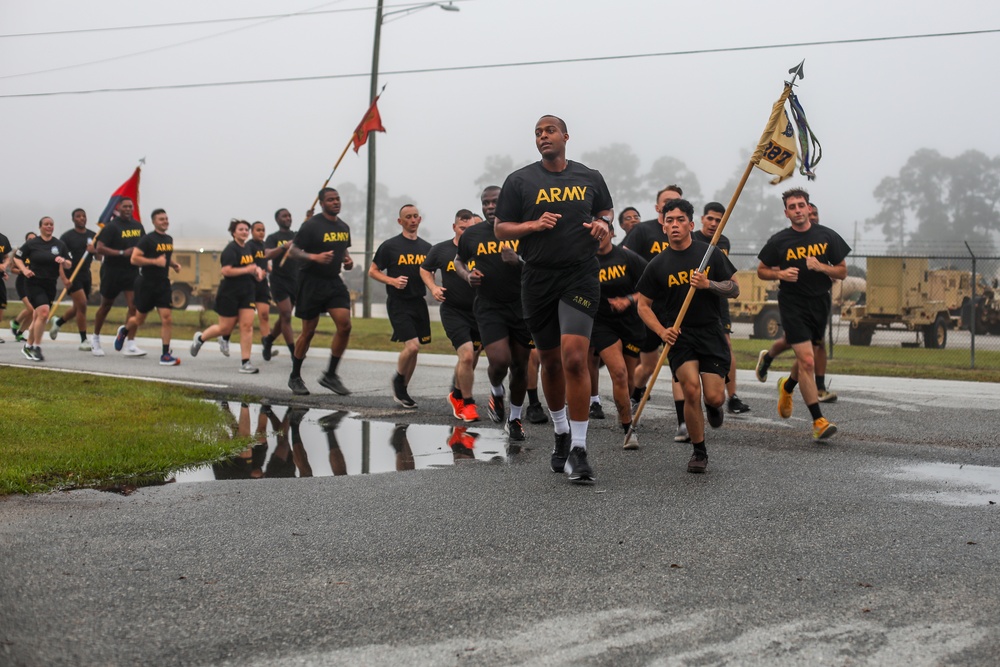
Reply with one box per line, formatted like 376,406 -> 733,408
1,0 -> 998,252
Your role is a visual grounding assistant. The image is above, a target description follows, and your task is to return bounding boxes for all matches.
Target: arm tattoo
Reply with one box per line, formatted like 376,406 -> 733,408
708,279 -> 740,298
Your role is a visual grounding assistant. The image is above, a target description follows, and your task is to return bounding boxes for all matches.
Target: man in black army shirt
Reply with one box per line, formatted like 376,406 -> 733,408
456,188 -> 534,441
49,208 -> 98,350
261,208 -> 299,361
369,204 -> 432,410
636,199 -> 740,474
285,188 -> 355,397
420,209 -> 483,423
93,197 -> 145,357
494,115 -> 613,484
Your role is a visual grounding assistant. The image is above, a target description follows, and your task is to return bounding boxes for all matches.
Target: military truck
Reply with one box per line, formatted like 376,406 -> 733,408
89,249 -> 223,309
729,270 -> 783,339
840,257 -> 970,348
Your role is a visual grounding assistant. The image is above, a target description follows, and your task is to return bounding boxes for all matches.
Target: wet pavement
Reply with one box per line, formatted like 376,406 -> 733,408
2,340 -> 1000,665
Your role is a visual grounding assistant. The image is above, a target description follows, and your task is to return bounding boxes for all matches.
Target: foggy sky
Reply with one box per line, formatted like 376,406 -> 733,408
2,0 -> 998,253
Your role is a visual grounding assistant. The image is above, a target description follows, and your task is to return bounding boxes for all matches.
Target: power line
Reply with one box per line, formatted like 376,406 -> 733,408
1,28 -> 997,99
0,1 -> 346,81
0,2 -> 462,38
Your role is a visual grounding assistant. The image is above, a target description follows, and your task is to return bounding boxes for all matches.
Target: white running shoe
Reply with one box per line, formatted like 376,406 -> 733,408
91,334 -> 106,357
78,340 -> 93,351
49,319 -> 61,340
123,346 -> 147,357
219,338 -> 231,357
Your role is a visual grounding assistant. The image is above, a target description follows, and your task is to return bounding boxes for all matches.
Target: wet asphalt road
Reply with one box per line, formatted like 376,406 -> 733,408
1,336 -> 999,666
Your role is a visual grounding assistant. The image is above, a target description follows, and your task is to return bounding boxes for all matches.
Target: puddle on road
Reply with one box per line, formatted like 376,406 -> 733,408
889,462 -> 1000,506
174,402 -> 515,483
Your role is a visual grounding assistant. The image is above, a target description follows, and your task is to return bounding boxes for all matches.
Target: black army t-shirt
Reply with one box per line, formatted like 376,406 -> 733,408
373,234 -> 432,300
60,228 -> 97,276
16,236 -> 71,282
757,224 -> 851,298
134,231 -> 174,281
101,216 -> 145,270
295,215 -> 351,280
421,239 -> 475,311
455,221 -> 522,304
220,240 -> 256,289
622,219 -> 670,263
637,239 -> 737,328
494,160 -> 613,268
597,245 -> 648,320
264,229 -> 298,279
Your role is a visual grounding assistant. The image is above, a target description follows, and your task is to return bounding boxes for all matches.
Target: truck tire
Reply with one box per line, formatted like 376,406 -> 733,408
754,309 -> 783,340
924,315 -> 948,349
171,285 -> 192,310
848,323 -> 874,346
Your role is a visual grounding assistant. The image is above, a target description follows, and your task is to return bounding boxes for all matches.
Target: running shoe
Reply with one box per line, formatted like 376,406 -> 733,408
123,346 -> 147,357
525,402 -> 548,424
550,432 -> 571,473
91,334 -> 105,357
487,390 -> 505,423
460,402 -> 480,423
49,318 -> 61,340
392,374 -> 417,409
30,346 -> 44,362
777,376 -> 793,419
565,447 -> 594,484
589,401 -> 605,419
159,351 -> 181,366
817,389 -> 838,403
261,336 -> 273,362
114,325 -> 127,351
623,426 -> 639,450
190,332 -> 204,357
447,391 -> 463,419
813,417 -> 837,440
687,452 -> 708,474
318,372 -> 351,395
288,375 -> 310,396
755,350 -> 771,383
21,344 -> 34,360
674,422 -> 690,443
219,338 -> 231,357
504,418 -> 525,441
727,396 -> 752,414
78,340 -> 92,351
706,403 -> 724,429
239,360 -> 259,374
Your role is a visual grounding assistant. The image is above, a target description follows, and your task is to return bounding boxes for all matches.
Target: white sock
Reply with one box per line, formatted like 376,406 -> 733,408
570,419 -> 589,450
551,407 -> 569,434
490,383 -> 504,397
590,395 -> 600,404
510,403 -> 523,420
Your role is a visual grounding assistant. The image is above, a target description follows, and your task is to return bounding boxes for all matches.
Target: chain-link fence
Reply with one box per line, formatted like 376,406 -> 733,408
727,252 -> 1000,370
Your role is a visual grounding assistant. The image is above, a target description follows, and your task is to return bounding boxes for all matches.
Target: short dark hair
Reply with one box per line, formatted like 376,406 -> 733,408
781,188 -> 810,207
398,204 -> 417,217
150,208 -> 167,220
71,208 -> 85,218
703,202 -> 725,216
38,216 -> 53,227
274,208 -> 289,222
662,199 -> 694,219
228,218 -> 250,235
481,185 -> 501,199
809,203 -> 819,212
656,185 -> 683,200
618,207 -> 640,224
538,115 -> 567,133
318,187 -> 338,201
119,197 -> 133,204
252,221 -> 265,230
455,209 -> 475,221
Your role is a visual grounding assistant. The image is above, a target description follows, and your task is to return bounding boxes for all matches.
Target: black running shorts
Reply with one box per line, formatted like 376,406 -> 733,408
14,274 -> 27,301
667,322 -> 730,381
473,296 -> 533,348
100,267 -> 139,300
254,278 -> 271,305
215,280 -> 255,317
521,259 -> 599,351
69,271 -> 92,298
295,275 -> 350,320
387,296 -> 431,344
269,273 -> 298,305
439,303 -> 481,350
134,276 -> 173,314
779,291 -> 831,346
26,278 -> 57,308
591,315 -> 643,358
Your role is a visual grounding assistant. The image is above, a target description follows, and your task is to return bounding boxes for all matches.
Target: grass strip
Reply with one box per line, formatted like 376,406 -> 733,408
0,368 -> 245,495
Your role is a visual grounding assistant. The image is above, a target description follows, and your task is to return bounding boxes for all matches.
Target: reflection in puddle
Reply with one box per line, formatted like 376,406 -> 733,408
174,402 -> 513,483
890,462 -> 1000,506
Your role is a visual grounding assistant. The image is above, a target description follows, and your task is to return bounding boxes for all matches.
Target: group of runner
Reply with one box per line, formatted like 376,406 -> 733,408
0,114 -> 851,483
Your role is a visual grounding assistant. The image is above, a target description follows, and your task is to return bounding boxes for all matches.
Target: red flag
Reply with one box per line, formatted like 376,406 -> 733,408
98,166 -> 141,225
352,96 -> 386,153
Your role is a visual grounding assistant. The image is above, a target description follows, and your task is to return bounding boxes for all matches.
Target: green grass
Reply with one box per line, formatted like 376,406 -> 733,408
0,368 -> 247,495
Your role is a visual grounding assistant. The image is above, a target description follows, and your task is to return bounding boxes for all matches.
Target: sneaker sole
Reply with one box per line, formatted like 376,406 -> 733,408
393,396 -> 418,409
288,383 -> 310,396
814,424 -> 838,440
817,394 -> 838,403
568,472 -> 595,484
159,360 -> 181,366
318,378 -> 351,396
755,350 -> 769,383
